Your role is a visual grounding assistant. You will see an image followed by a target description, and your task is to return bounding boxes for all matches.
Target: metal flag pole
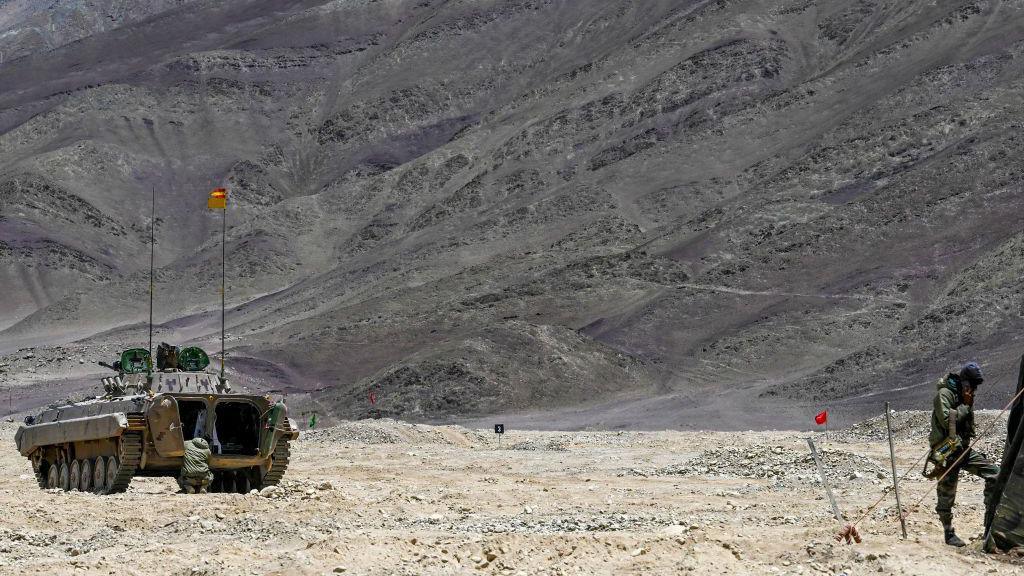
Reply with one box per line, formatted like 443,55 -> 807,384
221,191 -> 226,382
207,187 -> 228,386
884,402 -> 908,539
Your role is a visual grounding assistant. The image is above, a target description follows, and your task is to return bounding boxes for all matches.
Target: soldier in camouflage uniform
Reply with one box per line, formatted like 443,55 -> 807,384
929,362 -> 999,546
179,436 -> 214,494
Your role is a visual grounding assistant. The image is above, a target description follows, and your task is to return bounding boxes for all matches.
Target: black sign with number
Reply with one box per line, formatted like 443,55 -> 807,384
494,424 -> 505,434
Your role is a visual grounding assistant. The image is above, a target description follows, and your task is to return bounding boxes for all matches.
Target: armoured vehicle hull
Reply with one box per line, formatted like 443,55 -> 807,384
16,368 -> 299,494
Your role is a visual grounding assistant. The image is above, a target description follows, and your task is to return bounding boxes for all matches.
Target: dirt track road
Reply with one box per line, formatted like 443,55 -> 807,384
0,418 -> 1019,575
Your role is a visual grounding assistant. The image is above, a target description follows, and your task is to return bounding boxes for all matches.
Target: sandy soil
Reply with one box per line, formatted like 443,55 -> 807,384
0,417 -> 1020,576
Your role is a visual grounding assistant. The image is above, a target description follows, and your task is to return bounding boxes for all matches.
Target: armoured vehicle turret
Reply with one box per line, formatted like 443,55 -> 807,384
15,344 -> 299,494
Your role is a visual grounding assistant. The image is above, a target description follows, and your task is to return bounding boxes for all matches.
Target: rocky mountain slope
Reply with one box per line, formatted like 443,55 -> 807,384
2,0 -> 1024,428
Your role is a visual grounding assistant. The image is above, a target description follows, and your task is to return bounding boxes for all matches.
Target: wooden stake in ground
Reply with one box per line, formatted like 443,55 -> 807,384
807,437 -> 861,543
884,402 -> 908,539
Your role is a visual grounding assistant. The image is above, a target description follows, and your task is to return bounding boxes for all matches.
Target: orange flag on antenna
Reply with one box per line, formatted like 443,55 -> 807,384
208,187 -> 228,209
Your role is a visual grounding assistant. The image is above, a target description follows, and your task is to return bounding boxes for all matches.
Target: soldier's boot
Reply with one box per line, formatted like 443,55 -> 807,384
198,485 -> 208,494
184,484 -> 196,495
943,525 -> 965,547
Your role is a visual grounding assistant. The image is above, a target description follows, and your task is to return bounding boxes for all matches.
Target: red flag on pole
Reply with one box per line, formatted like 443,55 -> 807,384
815,410 -> 828,425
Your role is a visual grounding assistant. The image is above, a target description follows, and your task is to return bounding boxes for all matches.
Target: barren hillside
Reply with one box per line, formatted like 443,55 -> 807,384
2,0 -> 1024,427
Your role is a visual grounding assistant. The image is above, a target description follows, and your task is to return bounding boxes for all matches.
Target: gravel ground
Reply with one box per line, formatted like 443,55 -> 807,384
0,413 -> 1020,575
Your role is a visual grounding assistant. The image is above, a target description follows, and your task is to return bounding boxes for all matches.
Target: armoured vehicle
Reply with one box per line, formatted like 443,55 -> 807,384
14,344 -> 299,494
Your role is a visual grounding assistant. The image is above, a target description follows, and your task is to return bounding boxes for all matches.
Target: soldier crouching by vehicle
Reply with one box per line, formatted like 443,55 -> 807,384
929,362 -> 1000,547
179,436 -> 213,494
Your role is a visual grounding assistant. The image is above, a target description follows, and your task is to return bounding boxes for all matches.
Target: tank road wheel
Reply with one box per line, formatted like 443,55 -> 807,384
58,462 -> 70,491
46,464 -> 59,489
80,458 -> 93,493
92,457 -> 106,494
103,456 -> 118,493
69,460 -> 81,492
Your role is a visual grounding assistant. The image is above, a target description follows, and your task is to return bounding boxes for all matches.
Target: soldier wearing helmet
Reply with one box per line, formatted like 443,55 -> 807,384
929,362 -> 1000,546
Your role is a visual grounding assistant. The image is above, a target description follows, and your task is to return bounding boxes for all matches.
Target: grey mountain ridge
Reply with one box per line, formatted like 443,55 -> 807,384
1,0 -> 1023,429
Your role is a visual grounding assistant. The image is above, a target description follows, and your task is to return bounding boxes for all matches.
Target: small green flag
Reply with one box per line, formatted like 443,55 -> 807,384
309,413 -> 317,429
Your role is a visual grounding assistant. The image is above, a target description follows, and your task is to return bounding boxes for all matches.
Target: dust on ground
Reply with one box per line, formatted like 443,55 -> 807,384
0,414 -> 1020,575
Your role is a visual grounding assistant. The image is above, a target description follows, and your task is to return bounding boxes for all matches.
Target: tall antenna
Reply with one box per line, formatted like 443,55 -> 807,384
208,187 -> 229,383
148,184 -> 156,367
221,190 -> 226,382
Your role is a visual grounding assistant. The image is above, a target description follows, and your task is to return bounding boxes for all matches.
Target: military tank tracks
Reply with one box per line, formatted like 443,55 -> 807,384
261,436 -> 292,486
33,426 -> 143,495
33,465 -> 47,489
106,430 -> 143,493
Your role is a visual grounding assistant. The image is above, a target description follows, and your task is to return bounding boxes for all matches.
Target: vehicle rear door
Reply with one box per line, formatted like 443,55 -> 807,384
149,395 -> 186,457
